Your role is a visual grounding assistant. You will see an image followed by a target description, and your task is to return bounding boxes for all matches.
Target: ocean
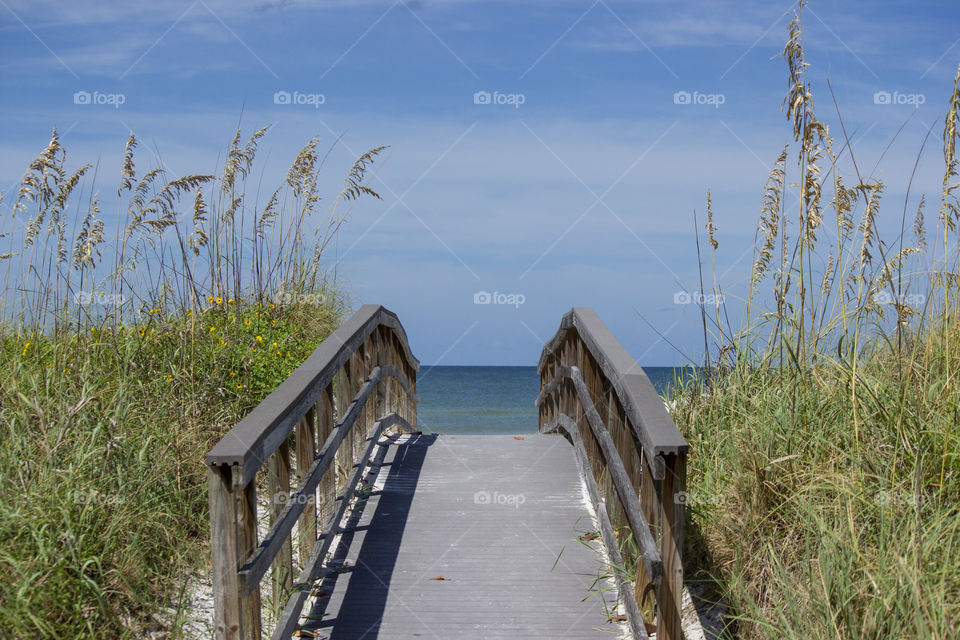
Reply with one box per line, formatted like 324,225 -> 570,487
415,365 -> 696,435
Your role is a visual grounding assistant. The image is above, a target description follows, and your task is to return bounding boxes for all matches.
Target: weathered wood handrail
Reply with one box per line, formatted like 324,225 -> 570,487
536,307 -> 689,640
206,304 -> 419,640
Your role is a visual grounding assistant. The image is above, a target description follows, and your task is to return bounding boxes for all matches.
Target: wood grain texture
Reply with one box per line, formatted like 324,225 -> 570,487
537,366 -> 662,583
536,307 -> 688,474
302,434 -> 626,640
206,305 -> 419,474
544,415 -> 651,640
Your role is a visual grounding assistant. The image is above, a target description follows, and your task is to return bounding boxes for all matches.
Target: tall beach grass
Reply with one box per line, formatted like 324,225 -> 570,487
672,3 -> 960,638
0,125 -> 384,638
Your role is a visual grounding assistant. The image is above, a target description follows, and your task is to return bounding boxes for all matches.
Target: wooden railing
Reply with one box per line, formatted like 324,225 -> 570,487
536,307 -> 689,640
205,304 -> 419,640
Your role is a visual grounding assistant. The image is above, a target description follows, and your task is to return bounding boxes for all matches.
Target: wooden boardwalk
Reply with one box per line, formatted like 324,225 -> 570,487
302,433 -> 624,639
207,306 -> 688,640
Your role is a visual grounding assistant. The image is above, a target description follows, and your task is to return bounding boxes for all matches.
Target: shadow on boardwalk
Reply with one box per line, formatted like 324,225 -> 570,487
305,433 -> 436,639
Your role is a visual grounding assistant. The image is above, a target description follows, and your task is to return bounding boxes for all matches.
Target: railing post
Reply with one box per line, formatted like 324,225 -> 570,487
208,465 -> 261,640
317,384 -> 336,526
334,366 -> 351,490
657,452 -> 686,640
410,358 -> 417,429
296,406 -> 317,567
268,440 -> 293,614
636,442 -> 660,615
208,465 -> 241,640
237,476 -> 262,640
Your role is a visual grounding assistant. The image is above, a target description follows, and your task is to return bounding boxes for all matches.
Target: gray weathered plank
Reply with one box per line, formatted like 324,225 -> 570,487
544,413 -> 651,640
302,433 -> 627,639
538,366 -> 662,584
536,307 -> 688,470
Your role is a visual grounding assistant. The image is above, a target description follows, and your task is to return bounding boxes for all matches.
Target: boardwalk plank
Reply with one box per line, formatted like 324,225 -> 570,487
302,433 -> 625,639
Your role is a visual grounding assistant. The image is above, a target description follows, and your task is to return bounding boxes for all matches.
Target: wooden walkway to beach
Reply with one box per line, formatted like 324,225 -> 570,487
206,305 -> 689,640
302,433 -> 619,639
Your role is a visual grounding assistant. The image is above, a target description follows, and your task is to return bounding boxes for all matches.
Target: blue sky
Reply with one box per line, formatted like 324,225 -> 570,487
1,0 -> 959,365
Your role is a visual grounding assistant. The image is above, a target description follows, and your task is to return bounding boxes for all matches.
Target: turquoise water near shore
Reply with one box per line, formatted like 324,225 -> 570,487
415,365 -> 697,435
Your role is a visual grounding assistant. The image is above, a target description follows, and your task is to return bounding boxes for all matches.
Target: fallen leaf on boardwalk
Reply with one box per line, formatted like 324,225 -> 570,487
578,532 -> 600,541
513,436 -> 524,440
293,630 -> 315,638
427,576 -> 448,581
645,621 -> 658,634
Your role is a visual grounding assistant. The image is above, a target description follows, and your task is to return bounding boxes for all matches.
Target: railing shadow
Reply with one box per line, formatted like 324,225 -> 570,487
302,432 -> 437,639
683,509 -> 736,639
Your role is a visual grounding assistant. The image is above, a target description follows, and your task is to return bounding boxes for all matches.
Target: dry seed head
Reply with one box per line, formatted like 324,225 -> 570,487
255,188 -> 281,240
913,196 -> 927,251
341,145 -> 387,202
751,146 -> 788,294
781,2 -> 814,143
856,181 -> 885,270
73,195 -> 104,269
119,133 -> 137,197
222,125 -> 270,199
820,252 -> 835,300
939,62 -> 960,232
706,190 -> 718,250
830,174 -> 856,245
189,189 -> 209,256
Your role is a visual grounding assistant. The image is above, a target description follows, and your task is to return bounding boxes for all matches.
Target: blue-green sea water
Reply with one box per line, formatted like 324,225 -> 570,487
415,365 -> 697,435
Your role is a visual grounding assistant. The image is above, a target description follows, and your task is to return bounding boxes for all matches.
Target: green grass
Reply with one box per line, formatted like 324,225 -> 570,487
0,123 -> 383,638
0,298 -> 343,638
672,333 -> 960,638
669,4 -> 960,638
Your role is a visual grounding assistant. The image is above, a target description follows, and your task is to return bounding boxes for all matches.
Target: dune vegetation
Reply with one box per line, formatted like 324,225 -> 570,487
670,4 -> 960,638
0,126 -> 384,638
